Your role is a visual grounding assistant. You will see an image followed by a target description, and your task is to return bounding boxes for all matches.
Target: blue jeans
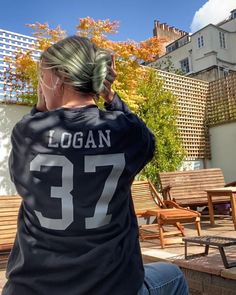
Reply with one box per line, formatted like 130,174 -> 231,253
138,262 -> 188,295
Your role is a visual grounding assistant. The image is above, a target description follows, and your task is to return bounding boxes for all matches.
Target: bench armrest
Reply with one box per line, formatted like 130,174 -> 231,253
164,200 -> 201,216
225,181 -> 236,187
164,200 -> 182,208
162,185 -> 172,200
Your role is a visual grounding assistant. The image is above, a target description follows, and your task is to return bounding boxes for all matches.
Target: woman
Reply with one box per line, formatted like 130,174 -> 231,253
3,36 -> 188,295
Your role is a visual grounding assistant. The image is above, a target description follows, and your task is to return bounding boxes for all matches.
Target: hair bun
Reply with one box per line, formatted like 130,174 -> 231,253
41,36 -> 112,95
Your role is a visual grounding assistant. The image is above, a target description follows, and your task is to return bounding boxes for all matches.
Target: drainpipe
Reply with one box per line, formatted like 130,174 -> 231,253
189,49 -> 193,73
217,58 -> 220,79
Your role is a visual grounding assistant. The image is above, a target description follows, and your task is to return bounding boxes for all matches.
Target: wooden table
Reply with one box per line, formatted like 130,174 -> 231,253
206,187 -> 236,230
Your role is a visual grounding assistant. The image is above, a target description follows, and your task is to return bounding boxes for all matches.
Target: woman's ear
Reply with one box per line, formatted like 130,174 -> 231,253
52,77 -> 64,103
55,77 -> 61,86
54,77 -> 63,91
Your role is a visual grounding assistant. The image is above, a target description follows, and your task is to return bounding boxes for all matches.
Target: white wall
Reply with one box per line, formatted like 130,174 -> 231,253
179,160 -> 205,171
174,122 -> 236,183
0,104 -> 31,194
208,122 -> 236,183
227,33 -> 236,63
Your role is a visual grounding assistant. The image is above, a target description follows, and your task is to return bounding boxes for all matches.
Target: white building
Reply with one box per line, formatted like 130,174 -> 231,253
0,29 -> 39,100
151,9 -> 236,82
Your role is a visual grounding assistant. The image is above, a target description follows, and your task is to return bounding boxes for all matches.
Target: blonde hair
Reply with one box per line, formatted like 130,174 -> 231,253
40,36 -> 112,95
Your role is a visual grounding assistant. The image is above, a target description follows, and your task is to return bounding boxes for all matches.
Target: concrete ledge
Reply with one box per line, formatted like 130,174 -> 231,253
142,249 -> 236,295
221,267 -> 236,280
142,248 -> 177,262
173,253 -> 224,276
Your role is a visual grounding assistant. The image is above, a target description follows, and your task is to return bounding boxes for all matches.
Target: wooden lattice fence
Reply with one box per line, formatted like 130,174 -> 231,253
207,73 -> 236,127
158,70 -> 210,160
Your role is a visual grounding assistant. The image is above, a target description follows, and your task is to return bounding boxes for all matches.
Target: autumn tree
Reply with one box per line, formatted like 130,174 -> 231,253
4,18 -> 165,108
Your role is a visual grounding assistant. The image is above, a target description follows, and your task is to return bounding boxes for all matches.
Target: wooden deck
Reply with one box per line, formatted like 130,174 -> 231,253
0,253 -> 9,293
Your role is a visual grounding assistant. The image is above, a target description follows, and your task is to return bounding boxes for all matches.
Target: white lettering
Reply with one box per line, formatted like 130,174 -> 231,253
48,130 -> 59,148
48,130 -> 111,149
61,133 -> 72,148
85,130 -> 97,148
98,130 -> 111,148
72,132 -> 83,148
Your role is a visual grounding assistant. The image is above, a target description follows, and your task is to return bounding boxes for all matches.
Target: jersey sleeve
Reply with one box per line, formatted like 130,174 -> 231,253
104,93 -> 132,114
8,122 -> 24,184
105,92 -> 156,175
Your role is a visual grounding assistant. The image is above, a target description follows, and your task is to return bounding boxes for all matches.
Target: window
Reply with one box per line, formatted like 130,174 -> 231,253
167,46 -> 174,53
219,31 -> 226,48
166,42 -> 178,53
180,58 -> 190,73
232,10 -> 236,19
201,36 -> 204,47
197,37 -> 200,48
197,36 -> 204,48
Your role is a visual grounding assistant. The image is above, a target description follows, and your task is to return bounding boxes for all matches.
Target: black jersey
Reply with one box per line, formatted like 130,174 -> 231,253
3,94 -> 155,295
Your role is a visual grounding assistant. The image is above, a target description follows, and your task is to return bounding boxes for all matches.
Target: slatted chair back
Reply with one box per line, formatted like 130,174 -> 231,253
131,180 -> 165,216
159,168 -> 227,206
0,195 -> 21,251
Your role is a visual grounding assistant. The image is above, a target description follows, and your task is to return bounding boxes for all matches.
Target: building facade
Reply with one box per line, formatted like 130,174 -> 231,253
150,9 -> 236,82
0,29 -> 39,101
153,20 -> 187,57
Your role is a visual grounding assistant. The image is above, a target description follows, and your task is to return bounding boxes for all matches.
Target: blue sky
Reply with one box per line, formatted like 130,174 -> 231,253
0,0 -> 231,42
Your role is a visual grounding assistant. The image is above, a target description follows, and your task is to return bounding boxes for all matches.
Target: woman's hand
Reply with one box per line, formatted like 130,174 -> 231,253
36,83 -> 48,112
100,55 -> 117,104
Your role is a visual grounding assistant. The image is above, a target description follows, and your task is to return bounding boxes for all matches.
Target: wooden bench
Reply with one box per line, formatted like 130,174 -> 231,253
159,168 -> 236,208
0,195 -> 21,252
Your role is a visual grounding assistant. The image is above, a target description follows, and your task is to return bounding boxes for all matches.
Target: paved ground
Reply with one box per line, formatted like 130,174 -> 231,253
1,215 -> 236,293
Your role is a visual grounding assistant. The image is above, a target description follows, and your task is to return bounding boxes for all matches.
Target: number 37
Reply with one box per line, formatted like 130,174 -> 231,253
30,153 -> 125,231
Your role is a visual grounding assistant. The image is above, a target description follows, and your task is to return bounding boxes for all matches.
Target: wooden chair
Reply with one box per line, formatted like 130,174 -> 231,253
159,168 -> 236,208
0,195 -> 21,252
131,180 -> 201,248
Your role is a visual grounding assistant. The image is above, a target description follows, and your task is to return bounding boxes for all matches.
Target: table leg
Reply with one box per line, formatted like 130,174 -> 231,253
207,193 -> 215,226
205,244 -> 209,255
218,246 -> 229,268
184,241 -> 188,259
230,193 -> 236,230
